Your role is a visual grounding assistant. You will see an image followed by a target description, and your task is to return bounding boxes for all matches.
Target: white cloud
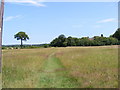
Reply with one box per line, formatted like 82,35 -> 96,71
4,15 -> 21,21
5,0 -> 46,7
4,0 -> 119,7
97,18 -> 117,23
4,0 -> 119,3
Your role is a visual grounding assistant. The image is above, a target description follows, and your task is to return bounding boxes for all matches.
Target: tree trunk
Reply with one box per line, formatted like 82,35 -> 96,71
21,39 -> 23,49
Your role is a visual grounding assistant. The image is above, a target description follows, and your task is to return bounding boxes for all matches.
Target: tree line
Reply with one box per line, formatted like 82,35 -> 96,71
5,28 -> 119,49
50,28 -> 120,47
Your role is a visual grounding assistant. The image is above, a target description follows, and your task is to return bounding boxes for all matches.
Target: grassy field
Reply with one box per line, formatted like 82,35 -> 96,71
0,73 -> 1,89
2,46 -> 118,88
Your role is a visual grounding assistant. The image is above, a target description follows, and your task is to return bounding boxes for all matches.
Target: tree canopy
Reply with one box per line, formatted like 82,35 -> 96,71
14,32 -> 29,48
50,34 -> 118,47
50,34 -> 67,47
112,28 -> 120,40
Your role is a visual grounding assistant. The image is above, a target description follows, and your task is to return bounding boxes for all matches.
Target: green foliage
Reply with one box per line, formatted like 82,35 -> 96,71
101,34 -> 103,37
50,34 -> 67,47
112,28 -> 120,40
2,44 -> 51,49
79,37 -> 91,46
67,37 -> 76,46
14,32 -> 29,48
93,36 -> 118,46
50,34 -> 118,47
2,47 -> 6,49
43,44 -> 49,48
14,32 -> 29,41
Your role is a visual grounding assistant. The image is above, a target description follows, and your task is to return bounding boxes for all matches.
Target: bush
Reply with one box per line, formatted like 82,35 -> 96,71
2,47 -> 6,49
44,44 -> 49,48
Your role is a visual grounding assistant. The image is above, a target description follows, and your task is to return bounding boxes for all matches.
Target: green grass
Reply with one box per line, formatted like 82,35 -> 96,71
2,46 -> 118,88
37,53 -> 79,88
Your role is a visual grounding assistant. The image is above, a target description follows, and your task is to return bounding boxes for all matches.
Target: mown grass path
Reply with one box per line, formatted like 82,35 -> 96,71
37,53 -> 79,88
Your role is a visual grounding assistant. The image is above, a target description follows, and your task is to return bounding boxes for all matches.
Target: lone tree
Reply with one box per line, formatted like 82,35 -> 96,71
14,32 -> 29,48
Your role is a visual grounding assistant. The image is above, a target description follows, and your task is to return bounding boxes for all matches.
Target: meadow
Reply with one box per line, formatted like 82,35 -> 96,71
0,73 -> 1,89
2,46 -> 118,88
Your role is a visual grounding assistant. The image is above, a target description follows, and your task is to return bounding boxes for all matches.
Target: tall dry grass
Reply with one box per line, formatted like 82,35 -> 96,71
55,46 -> 118,88
2,46 -> 118,88
2,48 -> 55,88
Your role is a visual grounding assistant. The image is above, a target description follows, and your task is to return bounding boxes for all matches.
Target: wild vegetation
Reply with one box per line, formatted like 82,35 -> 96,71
14,32 -> 29,48
3,28 -> 119,50
112,28 -> 120,40
50,34 -> 119,47
2,27 -> 119,88
2,44 -> 49,50
0,74 -> 1,89
1,0 -> 119,88
2,46 -> 118,88
50,28 -> 120,47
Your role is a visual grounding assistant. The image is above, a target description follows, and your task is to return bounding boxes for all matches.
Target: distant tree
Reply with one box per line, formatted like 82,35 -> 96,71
101,34 -> 103,37
50,34 -> 67,47
112,28 -> 120,40
67,36 -> 76,46
58,34 -> 66,39
44,44 -> 49,48
50,38 -> 58,47
79,37 -> 91,46
50,33 -> 119,47
109,35 -> 113,37
106,37 -> 118,45
74,38 -> 80,46
93,36 -> 105,45
93,36 -> 118,45
14,32 -> 29,48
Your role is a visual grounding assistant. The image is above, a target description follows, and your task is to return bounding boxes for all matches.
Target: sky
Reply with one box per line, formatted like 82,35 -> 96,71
2,1 -> 118,45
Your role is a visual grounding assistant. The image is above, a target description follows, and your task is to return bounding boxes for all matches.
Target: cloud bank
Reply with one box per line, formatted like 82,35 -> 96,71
5,0 -> 46,7
2,0 -> 119,7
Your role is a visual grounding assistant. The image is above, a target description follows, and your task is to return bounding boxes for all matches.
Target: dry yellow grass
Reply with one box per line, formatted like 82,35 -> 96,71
0,73 -> 1,89
56,46 -> 118,88
2,46 -> 118,88
2,48 -> 55,88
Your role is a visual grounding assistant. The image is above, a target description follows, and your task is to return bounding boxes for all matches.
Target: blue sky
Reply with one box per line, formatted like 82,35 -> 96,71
2,2 -> 118,45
